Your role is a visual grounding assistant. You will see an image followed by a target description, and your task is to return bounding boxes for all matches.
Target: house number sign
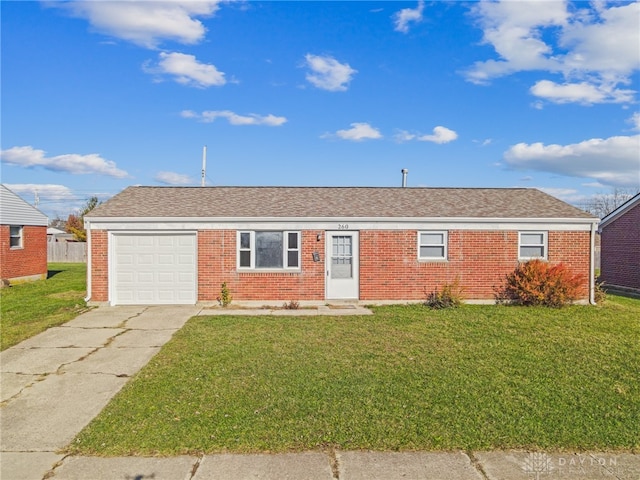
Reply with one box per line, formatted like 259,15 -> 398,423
338,224 -> 349,230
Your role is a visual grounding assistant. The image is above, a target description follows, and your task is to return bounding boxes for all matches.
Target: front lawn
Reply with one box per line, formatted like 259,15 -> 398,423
68,296 -> 640,455
0,263 -> 87,350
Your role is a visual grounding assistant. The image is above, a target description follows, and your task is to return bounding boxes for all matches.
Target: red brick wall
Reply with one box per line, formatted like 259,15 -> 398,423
601,202 -> 640,290
360,230 -> 590,301
89,227 -> 592,303
198,230 -> 325,301
0,225 -> 47,281
89,230 -> 109,301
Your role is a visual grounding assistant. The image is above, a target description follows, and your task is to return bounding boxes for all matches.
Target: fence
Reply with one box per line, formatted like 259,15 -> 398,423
48,242 -> 87,263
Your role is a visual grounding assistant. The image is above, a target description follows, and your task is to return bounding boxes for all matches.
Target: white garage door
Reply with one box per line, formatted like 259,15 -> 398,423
112,233 -> 196,305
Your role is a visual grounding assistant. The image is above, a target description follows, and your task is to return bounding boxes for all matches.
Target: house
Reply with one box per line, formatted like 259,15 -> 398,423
598,193 -> 640,294
0,184 -> 49,283
84,186 -> 599,306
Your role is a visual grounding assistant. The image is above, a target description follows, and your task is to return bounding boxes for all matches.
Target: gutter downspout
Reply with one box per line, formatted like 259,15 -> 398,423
589,220 -> 597,305
84,221 -> 92,303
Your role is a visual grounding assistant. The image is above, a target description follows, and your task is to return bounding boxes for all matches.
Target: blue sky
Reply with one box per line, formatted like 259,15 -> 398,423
2,0 -> 639,219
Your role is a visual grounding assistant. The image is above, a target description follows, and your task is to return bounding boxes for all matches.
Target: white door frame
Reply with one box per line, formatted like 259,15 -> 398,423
325,231 -> 359,300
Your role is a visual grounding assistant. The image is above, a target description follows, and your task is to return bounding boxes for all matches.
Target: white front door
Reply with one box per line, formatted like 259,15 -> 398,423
326,231 -> 359,300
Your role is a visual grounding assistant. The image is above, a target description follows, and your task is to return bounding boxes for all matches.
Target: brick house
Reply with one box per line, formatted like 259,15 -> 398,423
599,193 -> 640,294
0,184 -> 49,283
84,186 -> 599,306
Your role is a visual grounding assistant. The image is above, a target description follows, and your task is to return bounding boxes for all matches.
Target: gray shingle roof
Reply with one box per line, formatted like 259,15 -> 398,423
86,186 -> 595,220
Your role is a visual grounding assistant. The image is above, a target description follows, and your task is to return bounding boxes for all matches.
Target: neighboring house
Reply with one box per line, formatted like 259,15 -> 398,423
598,193 -> 640,294
0,184 -> 49,283
84,186 -> 599,306
47,228 -> 75,243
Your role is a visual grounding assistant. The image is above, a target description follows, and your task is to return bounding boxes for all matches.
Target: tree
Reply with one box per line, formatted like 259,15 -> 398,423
580,188 -> 639,218
66,196 -> 100,241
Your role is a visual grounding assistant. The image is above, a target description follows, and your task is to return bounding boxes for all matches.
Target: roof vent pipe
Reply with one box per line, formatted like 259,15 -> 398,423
401,168 -> 408,188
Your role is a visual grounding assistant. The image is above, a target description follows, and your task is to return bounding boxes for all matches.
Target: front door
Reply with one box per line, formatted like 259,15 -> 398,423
326,231 -> 359,299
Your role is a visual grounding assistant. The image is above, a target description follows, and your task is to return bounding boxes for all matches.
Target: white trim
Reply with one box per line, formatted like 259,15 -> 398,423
87,218 -> 597,232
599,193 -> 640,231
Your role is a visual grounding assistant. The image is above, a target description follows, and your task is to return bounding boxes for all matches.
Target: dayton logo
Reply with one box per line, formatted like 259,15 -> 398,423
522,452 -> 554,479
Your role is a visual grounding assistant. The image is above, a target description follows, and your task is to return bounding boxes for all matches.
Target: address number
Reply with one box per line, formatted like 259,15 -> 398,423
338,224 -> 349,230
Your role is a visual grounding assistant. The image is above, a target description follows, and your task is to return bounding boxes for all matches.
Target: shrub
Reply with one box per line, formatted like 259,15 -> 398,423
217,282 -> 232,307
594,279 -> 607,304
283,300 -> 300,310
425,279 -> 464,309
496,260 -> 585,308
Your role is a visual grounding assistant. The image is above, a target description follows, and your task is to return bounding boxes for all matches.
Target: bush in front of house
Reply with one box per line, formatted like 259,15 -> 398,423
496,259 -> 585,308
425,279 -> 464,309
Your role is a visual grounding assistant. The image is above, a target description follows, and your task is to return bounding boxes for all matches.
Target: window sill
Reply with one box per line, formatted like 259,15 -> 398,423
237,268 -> 302,274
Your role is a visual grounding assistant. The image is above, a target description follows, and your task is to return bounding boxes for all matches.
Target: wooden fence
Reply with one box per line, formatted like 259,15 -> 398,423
48,242 -> 87,263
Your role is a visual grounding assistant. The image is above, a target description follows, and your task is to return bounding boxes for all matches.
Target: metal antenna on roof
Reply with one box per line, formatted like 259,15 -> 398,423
201,145 -> 207,187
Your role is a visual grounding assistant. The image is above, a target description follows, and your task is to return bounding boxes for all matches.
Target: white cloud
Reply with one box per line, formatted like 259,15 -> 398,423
395,126 -> 458,144
55,0 -> 221,49
181,110 -> 287,126
466,1 -> 640,105
629,112 -> 640,131
145,52 -> 226,88
393,1 -> 425,33
323,123 -> 382,141
154,171 -> 193,185
504,134 -> 640,188
0,146 -> 129,178
4,184 -> 76,201
304,54 -> 357,92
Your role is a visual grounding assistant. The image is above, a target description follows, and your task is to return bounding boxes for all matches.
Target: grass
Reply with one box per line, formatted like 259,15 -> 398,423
68,295 -> 640,455
0,263 -> 88,350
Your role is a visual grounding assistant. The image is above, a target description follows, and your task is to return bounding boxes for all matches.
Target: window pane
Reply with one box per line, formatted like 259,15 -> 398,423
288,232 -> 298,249
240,232 -> 250,249
287,250 -> 299,268
520,246 -> 544,258
331,257 -> 352,279
256,231 -> 283,268
421,233 -> 444,245
420,246 -> 444,258
240,250 -> 251,267
521,233 -> 543,245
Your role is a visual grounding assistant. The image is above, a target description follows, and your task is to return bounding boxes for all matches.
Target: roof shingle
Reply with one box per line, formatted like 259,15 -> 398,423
86,186 -> 595,220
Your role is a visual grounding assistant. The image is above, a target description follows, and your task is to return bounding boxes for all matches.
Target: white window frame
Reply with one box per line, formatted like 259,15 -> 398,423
418,231 -> 448,261
9,225 -> 23,249
519,231 -> 548,260
237,231 -> 301,270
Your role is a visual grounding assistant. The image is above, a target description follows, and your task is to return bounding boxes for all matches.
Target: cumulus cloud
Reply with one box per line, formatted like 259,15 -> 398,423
393,0 -> 425,33
4,183 -> 76,201
322,123 -> 382,141
504,134 -> 640,188
395,126 -> 458,144
181,110 -> 287,126
53,0 -> 221,49
154,171 -> 193,185
0,146 -> 129,178
144,52 -> 226,88
465,1 -> 640,105
304,54 -> 357,92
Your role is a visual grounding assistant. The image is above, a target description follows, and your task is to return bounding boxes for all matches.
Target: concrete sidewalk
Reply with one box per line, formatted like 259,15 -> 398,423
2,305 -> 639,480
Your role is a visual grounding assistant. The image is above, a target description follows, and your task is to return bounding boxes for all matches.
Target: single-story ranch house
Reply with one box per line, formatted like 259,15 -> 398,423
84,186 -> 599,306
599,192 -> 640,294
1,184 -> 48,283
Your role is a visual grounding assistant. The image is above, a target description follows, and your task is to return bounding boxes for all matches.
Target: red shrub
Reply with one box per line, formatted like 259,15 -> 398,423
497,260 -> 586,308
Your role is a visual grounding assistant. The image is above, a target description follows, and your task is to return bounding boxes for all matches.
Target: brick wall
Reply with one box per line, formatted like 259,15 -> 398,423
89,230 -> 109,301
0,225 -> 47,281
198,230 -> 325,301
600,202 -> 640,290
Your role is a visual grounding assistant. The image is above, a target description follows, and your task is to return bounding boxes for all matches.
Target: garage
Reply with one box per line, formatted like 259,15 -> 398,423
111,233 -> 196,305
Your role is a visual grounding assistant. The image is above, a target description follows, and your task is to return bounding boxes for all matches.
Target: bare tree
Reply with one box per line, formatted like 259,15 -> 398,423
580,188 -> 639,218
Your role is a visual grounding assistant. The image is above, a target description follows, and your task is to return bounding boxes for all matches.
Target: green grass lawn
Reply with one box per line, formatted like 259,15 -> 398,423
0,263 -> 87,350
68,295 -> 640,455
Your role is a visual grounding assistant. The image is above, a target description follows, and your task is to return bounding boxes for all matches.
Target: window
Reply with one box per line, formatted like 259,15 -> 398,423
9,226 -> 23,249
519,232 -> 547,260
418,231 -> 447,260
238,231 -> 300,269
